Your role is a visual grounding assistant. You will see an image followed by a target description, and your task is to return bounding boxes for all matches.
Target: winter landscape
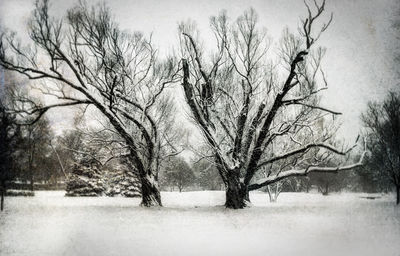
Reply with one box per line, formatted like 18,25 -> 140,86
1,0 -> 400,255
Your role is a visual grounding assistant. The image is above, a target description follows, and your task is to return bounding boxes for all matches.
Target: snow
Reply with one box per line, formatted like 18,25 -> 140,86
1,191 -> 399,256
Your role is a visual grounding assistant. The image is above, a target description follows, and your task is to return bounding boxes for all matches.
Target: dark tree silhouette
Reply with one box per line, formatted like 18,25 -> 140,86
0,99 -> 21,211
362,91 -> 400,204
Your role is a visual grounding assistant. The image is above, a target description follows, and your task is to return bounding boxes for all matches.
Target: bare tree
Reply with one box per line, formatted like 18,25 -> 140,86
24,117 -> 53,191
266,182 -> 287,203
362,91 -> 400,204
2,70 -> 56,189
260,117 -> 343,201
0,100 -> 19,211
260,161 -> 296,203
0,0 -> 180,206
0,70 -> 23,211
179,1 -> 364,208
160,156 -> 195,192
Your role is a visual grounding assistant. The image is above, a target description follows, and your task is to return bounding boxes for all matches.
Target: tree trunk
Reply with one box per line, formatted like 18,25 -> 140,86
267,185 -> 277,203
322,183 -> 329,196
140,173 -> 162,207
28,136 -> 35,192
29,159 -> 34,192
1,189 -> 4,211
267,186 -> 273,202
225,173 -> 249,209
30,175 -> 34,191
1,181 -> 5,211
396,185 -> 399,205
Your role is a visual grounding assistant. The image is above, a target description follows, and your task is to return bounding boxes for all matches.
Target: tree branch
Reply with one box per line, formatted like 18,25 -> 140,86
249,150 -> 366,191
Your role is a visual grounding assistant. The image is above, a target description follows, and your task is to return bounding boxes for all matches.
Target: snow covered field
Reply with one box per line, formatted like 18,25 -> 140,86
1,191 -> 399,256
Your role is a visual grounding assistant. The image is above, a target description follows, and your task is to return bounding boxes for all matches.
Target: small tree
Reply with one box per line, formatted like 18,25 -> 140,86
51,117 -> 86,178
161,157 -> 195,192
265,182 -> 285,203
259,160 -> 292,203
24,117 -> 53,191
309,172 -> 337,195
361,91 -> 400,204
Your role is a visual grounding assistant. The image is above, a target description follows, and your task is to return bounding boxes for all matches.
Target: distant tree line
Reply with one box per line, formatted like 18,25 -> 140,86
157,154 -> 389,199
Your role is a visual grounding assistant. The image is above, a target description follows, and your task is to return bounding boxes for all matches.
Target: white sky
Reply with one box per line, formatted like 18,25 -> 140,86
0,0 -> 399,143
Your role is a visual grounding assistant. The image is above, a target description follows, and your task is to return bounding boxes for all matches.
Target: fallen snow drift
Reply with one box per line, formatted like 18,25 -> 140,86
1,191 -> 399,256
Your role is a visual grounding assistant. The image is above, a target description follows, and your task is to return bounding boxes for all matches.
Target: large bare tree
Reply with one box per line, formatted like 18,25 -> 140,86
0,0 -> 180,206
180,0 -> 364,208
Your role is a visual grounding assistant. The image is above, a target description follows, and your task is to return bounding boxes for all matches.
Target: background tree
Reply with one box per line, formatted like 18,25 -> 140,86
23,117 -> 53,191
0,69 -> 24,211
361,91 -> 400,204
0,101 -> 21,211
287,176 -> 312,193
308,172 -> 337,195
352,152 -> 390,194
0,0 -> 181,206
160,156 -> 195,192
193,159 -> 224,190
179,1 -> 364,208
51,114 -> 87,179
265,181 -> 286,203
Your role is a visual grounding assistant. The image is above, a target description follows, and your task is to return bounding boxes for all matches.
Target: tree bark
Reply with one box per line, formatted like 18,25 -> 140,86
396,185 -> 399,205
224,172 -> 249,209
140,173 -> 162,207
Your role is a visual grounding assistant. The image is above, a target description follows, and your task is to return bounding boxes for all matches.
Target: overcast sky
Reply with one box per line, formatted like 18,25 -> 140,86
0,0 -> 399,143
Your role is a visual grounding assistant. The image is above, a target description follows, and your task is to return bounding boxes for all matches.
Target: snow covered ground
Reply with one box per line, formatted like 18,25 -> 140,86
0,191 -> 399,256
